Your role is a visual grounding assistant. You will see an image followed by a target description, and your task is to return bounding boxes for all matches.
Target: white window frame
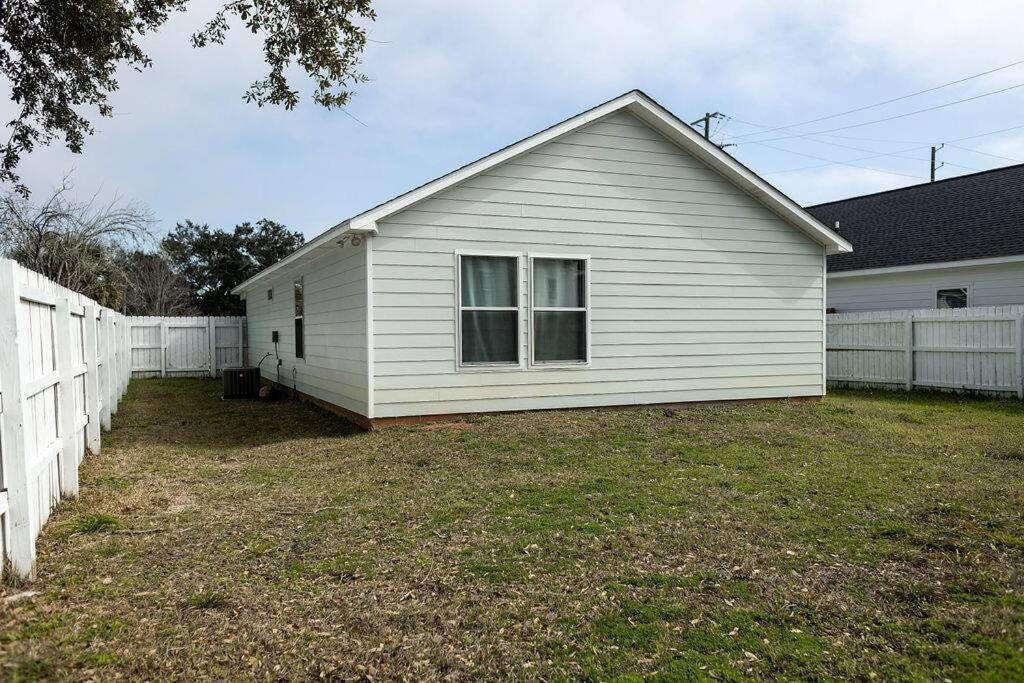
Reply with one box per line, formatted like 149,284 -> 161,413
294,276 -> 305,360
455,250 -> 524,371
935,284 -> 971,309
528,253 -> 591,368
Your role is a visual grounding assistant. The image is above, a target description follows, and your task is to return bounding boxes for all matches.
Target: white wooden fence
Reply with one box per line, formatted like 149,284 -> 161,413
0,259 -> 132,580
129,316 -> 245,378
827,305 -> 1024,397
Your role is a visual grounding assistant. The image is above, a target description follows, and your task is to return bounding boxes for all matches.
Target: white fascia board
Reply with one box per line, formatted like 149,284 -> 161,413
625,96 -> 852,255
345,97 -> 635,227
231,95 -> 637,295
230,222 -> 376,294
345,91 -> 851,254
828,253 -> 1024,279
233,89 -> 852,294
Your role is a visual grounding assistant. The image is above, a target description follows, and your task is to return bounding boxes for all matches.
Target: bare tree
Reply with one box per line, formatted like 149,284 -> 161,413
120,250 -> 196,315
0,175 -> 153,306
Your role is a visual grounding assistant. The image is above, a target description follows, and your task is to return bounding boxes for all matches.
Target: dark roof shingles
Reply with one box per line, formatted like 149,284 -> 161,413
806,164 -> 1024,272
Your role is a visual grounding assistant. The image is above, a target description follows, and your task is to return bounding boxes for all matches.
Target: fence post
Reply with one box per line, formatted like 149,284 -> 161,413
111,316 -> 120,415
117,315 -> 125,397
207,318 -> 216,378
124,318 -> 130,393
127,318 -> 135,386
160,320 -> 167,378
237,319 -> 244,367
108,314 -> 117,416
83,304 -> 101,454
904,311 -> 914,391
54,297 -> 79,496
121,314 -> 129,395
99,310 -> 112,431
1017,311 -> 1024,400
0,259 -> 35,579
127,319 -> 135,382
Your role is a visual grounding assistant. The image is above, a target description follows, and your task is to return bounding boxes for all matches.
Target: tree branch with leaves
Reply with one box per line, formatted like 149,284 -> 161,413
0,0 -> 375,193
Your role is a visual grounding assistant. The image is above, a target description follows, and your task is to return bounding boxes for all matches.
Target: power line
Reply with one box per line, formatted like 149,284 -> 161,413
734,81 -> 1024,145
946,122 -> 1024,143
725,117 -> 982,175
730,58 -> 1024,139
947,143 -> 1024,163
726,116 -> 927,145
760,129 -> 979,171
732,115 -> 1024,149
763,152 -> 924,175
748,140 -> 928,179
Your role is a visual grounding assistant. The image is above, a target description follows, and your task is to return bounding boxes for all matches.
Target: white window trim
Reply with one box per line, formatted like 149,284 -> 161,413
528,253 -> 591,368
455,250 -> 525,371
294,276 -> 305,361
935,284 -> 971,309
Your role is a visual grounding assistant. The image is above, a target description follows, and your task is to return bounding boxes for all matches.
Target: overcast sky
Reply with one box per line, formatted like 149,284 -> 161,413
4,0 -> 1024,240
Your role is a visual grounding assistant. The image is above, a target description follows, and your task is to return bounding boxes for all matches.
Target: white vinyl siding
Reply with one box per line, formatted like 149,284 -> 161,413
828,261 -> 1024,312
245,240 -> 369,415
370,110 -> 825,418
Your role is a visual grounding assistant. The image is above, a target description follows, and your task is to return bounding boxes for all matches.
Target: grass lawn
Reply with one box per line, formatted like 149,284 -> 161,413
2,380 -> 1023,680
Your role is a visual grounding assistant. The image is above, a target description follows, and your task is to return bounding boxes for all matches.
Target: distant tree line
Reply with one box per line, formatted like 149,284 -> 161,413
0,178 -> 304,315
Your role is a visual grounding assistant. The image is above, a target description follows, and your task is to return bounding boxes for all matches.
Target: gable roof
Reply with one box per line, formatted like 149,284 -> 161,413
808,163 -> 1024,274
233,90 -> 851,294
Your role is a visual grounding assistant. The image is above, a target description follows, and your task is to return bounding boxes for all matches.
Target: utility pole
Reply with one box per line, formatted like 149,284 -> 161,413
690,112 -> 724,140
930,144 -> 945,182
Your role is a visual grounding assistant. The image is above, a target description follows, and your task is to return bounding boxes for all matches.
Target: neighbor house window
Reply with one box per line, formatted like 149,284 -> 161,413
294,277 -> 304,359
458,254 -> 520,366
936,287 -> 968,309
267,288 -> 273,301
531,256 -> 589,364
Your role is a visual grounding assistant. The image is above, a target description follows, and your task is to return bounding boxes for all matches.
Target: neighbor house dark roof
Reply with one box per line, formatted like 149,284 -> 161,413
807,163 -> 1024,273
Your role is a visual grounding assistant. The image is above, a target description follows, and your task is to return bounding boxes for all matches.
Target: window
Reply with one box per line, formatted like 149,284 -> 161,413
531,257 -> 588,364
936,287 -> 968,309
267,288 -> 273,301
458,254 -> 520,366
294,277 -> 304,359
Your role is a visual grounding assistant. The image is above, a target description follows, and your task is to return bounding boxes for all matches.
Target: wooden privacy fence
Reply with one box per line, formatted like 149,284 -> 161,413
827,305 -> 1024,397
0,259 -> 131,580
129,316 -> 246,378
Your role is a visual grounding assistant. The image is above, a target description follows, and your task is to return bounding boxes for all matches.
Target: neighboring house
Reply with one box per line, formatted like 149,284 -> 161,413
232,90 -> 850,427
807,164 -> 1024,312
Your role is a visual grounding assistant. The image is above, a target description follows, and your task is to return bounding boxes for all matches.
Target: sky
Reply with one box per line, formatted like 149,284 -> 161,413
4,0 -> 1024,241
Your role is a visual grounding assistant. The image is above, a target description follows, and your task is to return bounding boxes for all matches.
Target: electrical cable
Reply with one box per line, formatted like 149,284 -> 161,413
729,58 -> 1024,139
734,81 -> 1024,145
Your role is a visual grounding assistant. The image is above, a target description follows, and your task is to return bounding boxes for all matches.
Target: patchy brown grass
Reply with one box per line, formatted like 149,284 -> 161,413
2,379 -> 1023,680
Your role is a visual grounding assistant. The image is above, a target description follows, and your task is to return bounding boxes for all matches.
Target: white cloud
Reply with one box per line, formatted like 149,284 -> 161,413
3,0 -> 1024,234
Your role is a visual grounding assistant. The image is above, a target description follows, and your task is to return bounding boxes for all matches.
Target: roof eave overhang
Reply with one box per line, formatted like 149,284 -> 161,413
828,253 -> 1024,279
230,221 -> 378,295
623,97 -> 852,255
233,90 -> 852,295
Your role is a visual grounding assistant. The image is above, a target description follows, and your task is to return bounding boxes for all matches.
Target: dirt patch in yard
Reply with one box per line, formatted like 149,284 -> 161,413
2,379 -> 1023,680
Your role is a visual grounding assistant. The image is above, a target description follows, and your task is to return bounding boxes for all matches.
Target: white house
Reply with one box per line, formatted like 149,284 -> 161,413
808,164 -> 1024,312
232,90 -> 850,427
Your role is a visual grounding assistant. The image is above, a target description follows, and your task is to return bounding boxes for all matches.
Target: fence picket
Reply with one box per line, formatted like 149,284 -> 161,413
55,297 -> 78,496
828,304 -> 1024,397
0,259 -> 34,578
0,259 -> 139,580
83,305 -> 101,454
128,316 -> 247,378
